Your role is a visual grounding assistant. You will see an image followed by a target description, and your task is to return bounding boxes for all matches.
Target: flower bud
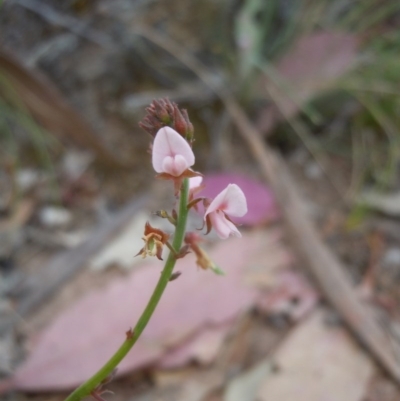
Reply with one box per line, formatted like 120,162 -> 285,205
138,98 -> 194,143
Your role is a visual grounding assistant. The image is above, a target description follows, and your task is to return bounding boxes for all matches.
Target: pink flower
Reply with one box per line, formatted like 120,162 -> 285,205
152,127 -> 194,177
204,184 -> 247,239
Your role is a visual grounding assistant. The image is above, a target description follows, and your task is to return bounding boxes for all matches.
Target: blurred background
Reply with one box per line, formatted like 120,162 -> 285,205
1,0 -> 400,400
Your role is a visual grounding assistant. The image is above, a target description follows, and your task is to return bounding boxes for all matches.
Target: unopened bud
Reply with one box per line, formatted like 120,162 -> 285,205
173,107 -> 187,137
181,109 -> 194,142
153,99 -> 171,124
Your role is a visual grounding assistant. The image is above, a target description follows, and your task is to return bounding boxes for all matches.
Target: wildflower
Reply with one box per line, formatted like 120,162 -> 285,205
152,126 -> 195,177
204,184 -> 247,239
152,126 -> 201,193
136,222 -> 170,260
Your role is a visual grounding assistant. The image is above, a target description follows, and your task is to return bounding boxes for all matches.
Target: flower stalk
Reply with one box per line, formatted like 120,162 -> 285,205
64,98 -> 247,401
64,179 -> 190,401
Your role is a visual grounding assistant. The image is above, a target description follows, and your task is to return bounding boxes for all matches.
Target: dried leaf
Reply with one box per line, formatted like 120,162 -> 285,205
10,229 -> 291,391
224,360 -> 272,401
252,270 -> 319,322
257,32 -> 359,133
257,309 -> 374,401
158,323 -> 232,368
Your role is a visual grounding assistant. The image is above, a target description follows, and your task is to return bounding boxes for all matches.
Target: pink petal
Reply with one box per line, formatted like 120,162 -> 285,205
200,173 -> 279,226
205,184 -> 247,218
162,155 -> 189,177
152,127 -> 195,173
209,211 -> 241,239
189,176 -> 203,190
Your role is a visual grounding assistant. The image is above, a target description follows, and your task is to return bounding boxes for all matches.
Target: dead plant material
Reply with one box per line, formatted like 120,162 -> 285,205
0,48 -> 128,168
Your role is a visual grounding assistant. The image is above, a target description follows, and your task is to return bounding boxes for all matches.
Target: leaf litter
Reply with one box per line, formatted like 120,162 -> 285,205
5,228 -> 313,392
223,309 -> 375,401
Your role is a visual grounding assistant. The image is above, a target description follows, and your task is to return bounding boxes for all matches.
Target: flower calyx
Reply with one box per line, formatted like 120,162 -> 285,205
136,222 -> 169,260
157,169 -> 203,196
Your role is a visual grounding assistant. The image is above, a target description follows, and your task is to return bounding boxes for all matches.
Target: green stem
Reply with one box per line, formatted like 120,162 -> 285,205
65,179 -> 190,401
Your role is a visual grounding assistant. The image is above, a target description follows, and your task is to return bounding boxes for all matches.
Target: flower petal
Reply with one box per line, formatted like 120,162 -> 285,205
189,176 -> 203,190
209,211 -> 242,239
162,155 -> 189,177
152,127 -> 195,173
205,184 -> 247,218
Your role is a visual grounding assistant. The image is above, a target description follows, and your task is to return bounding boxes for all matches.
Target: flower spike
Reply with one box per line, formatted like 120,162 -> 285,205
204,184 -> 247,239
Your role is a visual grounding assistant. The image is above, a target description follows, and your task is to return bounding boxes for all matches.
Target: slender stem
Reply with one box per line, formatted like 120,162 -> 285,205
65,179 -> 190,401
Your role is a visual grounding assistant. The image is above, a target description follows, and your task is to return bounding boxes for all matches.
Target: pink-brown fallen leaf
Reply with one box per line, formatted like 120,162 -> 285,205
253,270 -> 319,322
257,32 -> 359,134
8,230 -> 292,392
200,173 -> 279,226
158,323 -> 233,368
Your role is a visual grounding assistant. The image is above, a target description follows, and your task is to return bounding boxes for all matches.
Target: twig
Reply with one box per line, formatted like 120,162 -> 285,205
132,25 -> 400,383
